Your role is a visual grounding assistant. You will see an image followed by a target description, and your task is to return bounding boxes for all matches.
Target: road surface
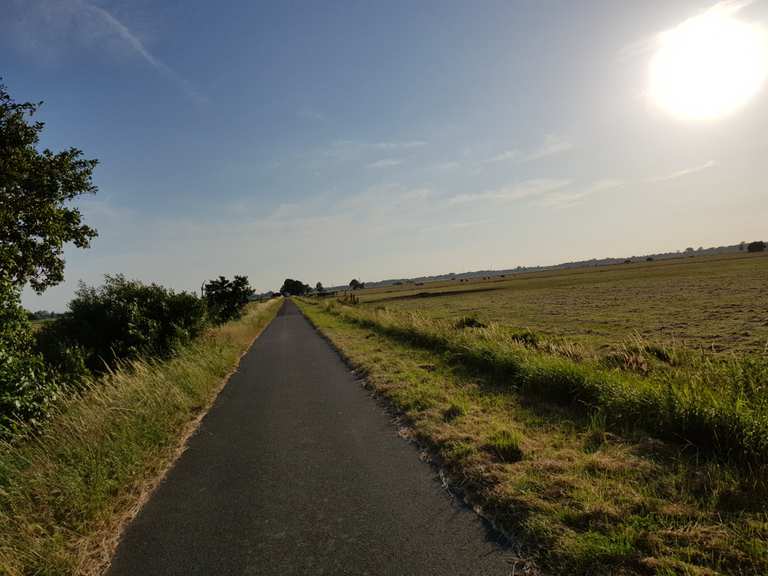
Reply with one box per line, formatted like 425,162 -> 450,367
108,300 -> 516,575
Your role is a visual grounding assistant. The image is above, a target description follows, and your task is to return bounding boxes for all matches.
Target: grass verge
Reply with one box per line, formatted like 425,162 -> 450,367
297,298 -> 768,576
0,298 -> 281,576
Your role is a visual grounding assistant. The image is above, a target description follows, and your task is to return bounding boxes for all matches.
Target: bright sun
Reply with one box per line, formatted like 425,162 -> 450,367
649,5 -> 768,120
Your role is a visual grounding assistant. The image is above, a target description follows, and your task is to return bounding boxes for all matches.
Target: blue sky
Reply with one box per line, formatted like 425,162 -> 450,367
3,0 -> 768,310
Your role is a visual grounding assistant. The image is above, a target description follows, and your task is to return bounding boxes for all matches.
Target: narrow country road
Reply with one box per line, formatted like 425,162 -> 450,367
108,300 -> 516,575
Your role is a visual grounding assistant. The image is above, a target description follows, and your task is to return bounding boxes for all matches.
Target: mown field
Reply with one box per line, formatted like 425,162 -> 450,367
358,252 -> 768,355
298,253 -> 768,575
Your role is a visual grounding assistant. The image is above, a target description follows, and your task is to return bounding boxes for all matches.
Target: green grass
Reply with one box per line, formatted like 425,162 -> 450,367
0,299 -> 281,576
297,297 -> 768,575
357,252 -> 768,355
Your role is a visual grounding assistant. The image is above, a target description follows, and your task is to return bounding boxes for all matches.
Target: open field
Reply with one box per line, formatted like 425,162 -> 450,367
0,299 -> 281,576
356,252 -> 768,355
297,252 -> 768,576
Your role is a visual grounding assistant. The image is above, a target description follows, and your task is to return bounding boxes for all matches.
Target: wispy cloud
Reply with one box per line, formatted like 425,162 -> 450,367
647,161 -> 717,183
372,140 -> 427,150
8,0 -> 204,102
366,158 -> 403,168
484,134 -> 573,164
448,178 -> 571,205
322,139 -> 426,163
296,107 -> 329,123
537,179 -> 624,209
431,161 -> 461,171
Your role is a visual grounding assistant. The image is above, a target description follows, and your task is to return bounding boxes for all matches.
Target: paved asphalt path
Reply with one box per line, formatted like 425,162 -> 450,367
108,300 -> 516,575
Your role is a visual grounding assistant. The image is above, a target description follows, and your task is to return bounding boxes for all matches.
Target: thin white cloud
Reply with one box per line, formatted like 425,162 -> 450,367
10,0 -> 204,102
448,178 -> 571,205
431,161 -> 461,171
374,140 -> 427,150
296,108 -> 329,123
647,161 -> 717,183
366,158 -> 403,168
322,139 -> 426,163
484,150 -> 521,163
422,218 -> 495,233
484,134 -> 573,164
537,179 -> 624,209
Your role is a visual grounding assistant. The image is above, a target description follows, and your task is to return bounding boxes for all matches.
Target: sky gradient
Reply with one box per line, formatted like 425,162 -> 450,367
3,0 -> 767,310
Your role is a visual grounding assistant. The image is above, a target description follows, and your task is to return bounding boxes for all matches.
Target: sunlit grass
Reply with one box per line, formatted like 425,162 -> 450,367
297,298 -> 768,575
0,299 -> 281,576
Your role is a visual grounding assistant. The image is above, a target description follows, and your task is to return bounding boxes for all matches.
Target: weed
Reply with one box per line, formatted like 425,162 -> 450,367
486,429 -> 524,462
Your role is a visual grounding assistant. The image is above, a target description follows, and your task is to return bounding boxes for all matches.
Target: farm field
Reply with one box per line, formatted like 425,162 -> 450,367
298,251 -> 768,575
357,252 -> 768,355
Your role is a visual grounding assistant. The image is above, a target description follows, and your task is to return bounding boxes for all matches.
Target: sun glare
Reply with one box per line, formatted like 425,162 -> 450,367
649,5 -> 768,120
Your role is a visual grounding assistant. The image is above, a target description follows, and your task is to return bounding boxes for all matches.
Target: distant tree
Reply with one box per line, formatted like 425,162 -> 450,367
315,282 -> 324,294
280,278 -> 310,296
349,278 -> 361,290
204,275 -> 254,323
685,247 -> 695,253
0,82 -> 98,292
747,240 -> 766,253
739,241 -> 746,251
646,257 -> 654,262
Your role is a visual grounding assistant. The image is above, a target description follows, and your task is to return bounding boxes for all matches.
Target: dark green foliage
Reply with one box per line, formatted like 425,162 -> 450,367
37,275 -> 207,374
349,278 -> 364,290
747,240 -> 765,252
280,278 -> 310,296
0,279 -> 58,434
0,83 -> 98,292
315,282 -> 324,294
204,275 -> 254,323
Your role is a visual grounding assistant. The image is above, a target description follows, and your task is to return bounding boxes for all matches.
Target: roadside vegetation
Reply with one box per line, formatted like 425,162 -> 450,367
297,297 -> 768,575
0,299 -> 281,575
1,81 -> 284,574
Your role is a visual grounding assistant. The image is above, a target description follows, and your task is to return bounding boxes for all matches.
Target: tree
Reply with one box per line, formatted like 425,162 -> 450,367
204,275 -> 254,323
349,278 -> 363,290
0,83 -> 98,292
280,278 -> 310,296
747,240 -> 766,253
0,277 -> 57,433
315,282 -> 324,294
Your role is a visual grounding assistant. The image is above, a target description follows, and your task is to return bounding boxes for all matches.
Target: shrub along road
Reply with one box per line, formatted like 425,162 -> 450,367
108,300 -> 515,575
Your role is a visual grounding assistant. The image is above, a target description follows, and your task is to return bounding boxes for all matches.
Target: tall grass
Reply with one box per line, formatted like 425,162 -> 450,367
317,301 -> 768,470
0,299 -> 281,576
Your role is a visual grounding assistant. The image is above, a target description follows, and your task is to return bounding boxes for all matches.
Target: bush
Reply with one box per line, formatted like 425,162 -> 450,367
205,275 -> 254,323
36,275 -> 207,375
747,240 -> 765,253
0,279 -> 58,434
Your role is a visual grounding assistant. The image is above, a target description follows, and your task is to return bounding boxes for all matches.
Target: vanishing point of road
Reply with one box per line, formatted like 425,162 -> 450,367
108,300 -> 517,575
